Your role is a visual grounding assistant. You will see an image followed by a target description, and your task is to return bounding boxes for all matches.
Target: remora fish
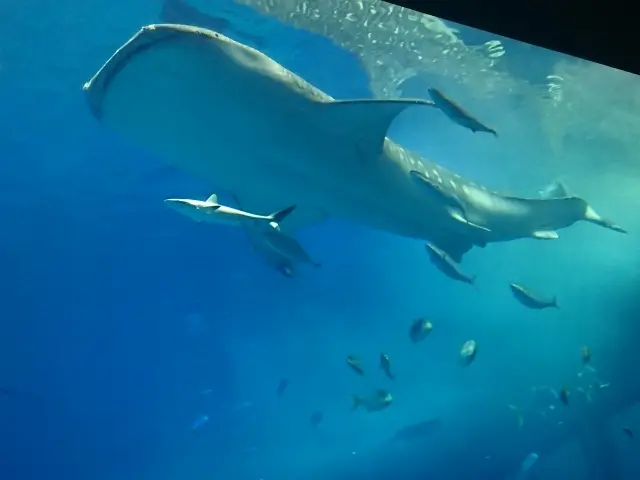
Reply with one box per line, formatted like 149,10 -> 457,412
427,87 -> 498,136
234,194 -> 313,277
83,25 -> 626,264
242,219 -> 298,277
509,283 -> 558,309
425,243 -> 476,286
165,194 -> 295,230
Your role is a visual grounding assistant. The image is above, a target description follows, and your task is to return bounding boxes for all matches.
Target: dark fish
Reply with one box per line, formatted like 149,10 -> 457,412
346,355 -> 364,375
428,87 -> 498,137
352,390 -> 393,412
409,318 -> 433,343
425,243 -> 477,286
276,262 -> 296,278
623,427 -> 633,438
581,345 -> 591,364
559,386 -> 570,406
263,229 -> 321,268
310,410 -> 323,428
391,418 -> 442,443
509,283 -> 558,309
380,353 -> 394,380
276,378 -> 289,398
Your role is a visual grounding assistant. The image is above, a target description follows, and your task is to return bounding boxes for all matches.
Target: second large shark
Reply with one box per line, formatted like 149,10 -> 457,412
82,24 -> 626,261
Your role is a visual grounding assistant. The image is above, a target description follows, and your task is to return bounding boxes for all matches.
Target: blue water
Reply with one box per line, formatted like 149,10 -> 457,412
1,1 -> 639,479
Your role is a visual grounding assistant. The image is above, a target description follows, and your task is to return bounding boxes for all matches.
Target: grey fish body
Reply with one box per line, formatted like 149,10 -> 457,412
425,243 -> 476,285
380,353 -> 394,380
346,355 -> 365,376
409,318 -> 433,343
263,228 -> 321,268
460,340 -> 477,365
352,390 -> 393,412
428,87 -> 497,136
276,378 -> 289,398
509,283 -> 558,309
391,419 -> 442,443
310,410 -> 323,427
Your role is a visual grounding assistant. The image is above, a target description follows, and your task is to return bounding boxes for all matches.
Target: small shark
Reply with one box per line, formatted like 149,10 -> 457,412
83,25 -> 626,263
164,194 -> 295,230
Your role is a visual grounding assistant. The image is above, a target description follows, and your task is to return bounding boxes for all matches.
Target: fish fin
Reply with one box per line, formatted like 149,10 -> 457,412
531,230 -> 559,239
205,194 -> 218,204
351,396 -> 361,410
449,209 -> 491,232
410,170 -> 458,202
233,192 -> 327,233
552,296 -> 559,309
431,236 -> 475,263
538,180 -> 570,199
583,204 -> 627,233
269,205 -> 297,227
318,99 -> 435,157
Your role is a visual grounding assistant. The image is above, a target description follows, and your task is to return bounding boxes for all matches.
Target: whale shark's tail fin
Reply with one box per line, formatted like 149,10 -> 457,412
536,182 -> 627,233
583,204 -> 628,233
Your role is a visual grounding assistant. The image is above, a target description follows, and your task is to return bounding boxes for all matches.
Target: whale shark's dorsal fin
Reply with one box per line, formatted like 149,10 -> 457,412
205,194 -> 218,204
320,99 -> 435,157
538,180 -> 570,199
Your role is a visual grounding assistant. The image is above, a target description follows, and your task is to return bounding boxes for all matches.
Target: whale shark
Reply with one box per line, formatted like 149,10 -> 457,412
82,24 -> 626,262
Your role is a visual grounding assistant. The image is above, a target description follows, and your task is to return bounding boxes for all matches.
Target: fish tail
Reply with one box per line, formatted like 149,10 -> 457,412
552,296 -> 559,309
351,395 -> 361,410
269,205 -> 297,228
471,275 -> 480,292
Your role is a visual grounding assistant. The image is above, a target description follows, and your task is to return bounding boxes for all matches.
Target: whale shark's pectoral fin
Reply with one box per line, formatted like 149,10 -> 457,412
320,99 -> 436,156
